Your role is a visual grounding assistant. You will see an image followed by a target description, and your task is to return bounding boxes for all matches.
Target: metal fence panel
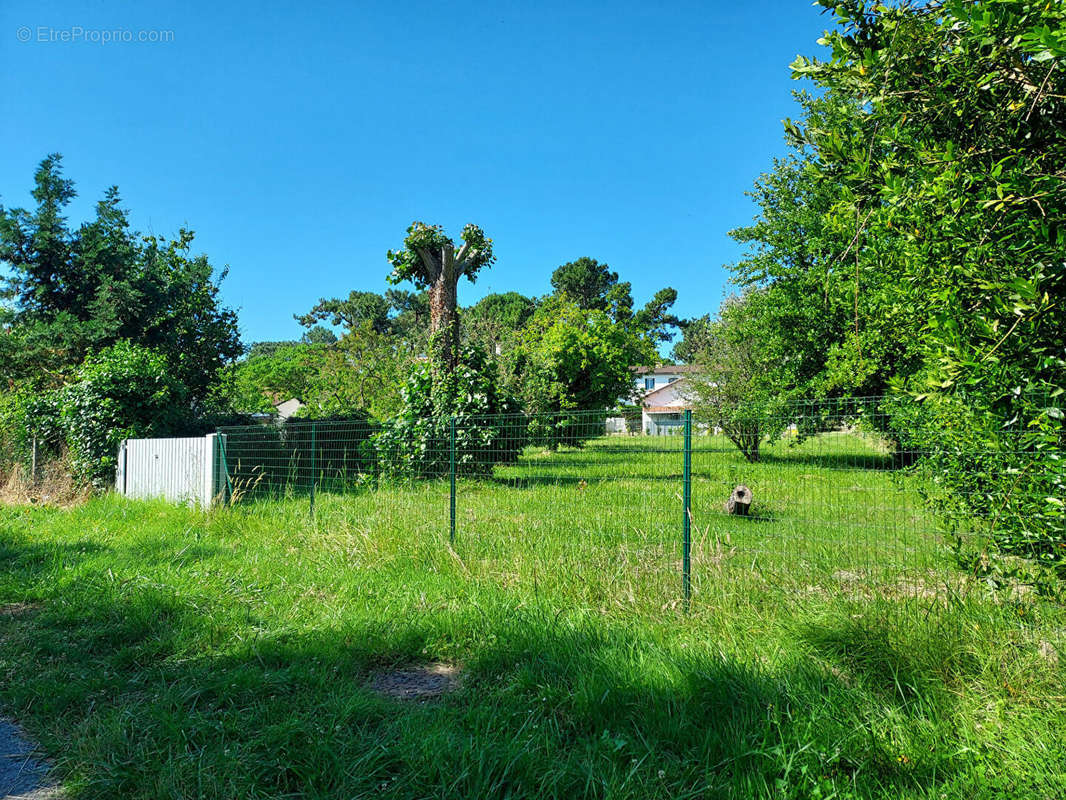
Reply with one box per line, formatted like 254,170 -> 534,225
118,434 -> 219,507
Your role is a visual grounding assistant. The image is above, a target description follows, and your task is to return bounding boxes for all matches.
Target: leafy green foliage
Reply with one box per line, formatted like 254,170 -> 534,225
0,155 -> 241,399
58,342 -> 190,486
632,287 -> 681,347
549,257 -> 681,347
295,291 -> 392,334
387,223 -> 495,290
300,325 -> 338,345
387,222 -> 495,369
671,315 -> 713,364
688,294 -> 790,462
722,1 -> 1065,571
296,324 -> 417,421
462,291 -> 538,356
0,388 -> 61,479
549,257 -> 622,312
227,323 -> 416,422
226,343 -> 329,414
383,289 -> 430,342
507,299 -> 655,446
375,339 -> 520,478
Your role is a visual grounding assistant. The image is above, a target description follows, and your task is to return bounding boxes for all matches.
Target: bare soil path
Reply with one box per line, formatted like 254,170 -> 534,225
0,719 -> 58,799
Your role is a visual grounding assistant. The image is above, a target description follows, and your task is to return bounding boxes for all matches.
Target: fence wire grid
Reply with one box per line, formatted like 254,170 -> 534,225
210,397 -> 1062,616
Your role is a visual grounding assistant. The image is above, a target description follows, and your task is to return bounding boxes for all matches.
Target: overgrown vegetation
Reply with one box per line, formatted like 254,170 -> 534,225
1,433 -> 1063,799
0,156 -> 241,488
692,0 -> 1065,577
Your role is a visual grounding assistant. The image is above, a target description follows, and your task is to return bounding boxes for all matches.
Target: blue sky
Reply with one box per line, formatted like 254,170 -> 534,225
1,1 -> 830,347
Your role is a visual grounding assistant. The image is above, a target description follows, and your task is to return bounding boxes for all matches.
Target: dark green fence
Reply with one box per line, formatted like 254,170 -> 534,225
211,398 -> 1063,610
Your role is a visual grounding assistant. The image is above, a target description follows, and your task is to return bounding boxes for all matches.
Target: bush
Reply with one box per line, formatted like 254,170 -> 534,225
525,409 -> 609,449
59,342 -> 190,487
883,392 -> 1066,585
375,342 -> 521,479
0,388 -> 63,481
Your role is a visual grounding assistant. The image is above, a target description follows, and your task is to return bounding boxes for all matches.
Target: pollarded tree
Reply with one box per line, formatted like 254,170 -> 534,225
386,222 -> 494,370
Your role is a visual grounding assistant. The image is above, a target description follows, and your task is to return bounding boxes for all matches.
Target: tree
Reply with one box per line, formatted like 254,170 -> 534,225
301,325 -> 338,345
0,154 -> 76,317
550,257 -> 621,312
387,222 -> 494,370
384,289 -> 430,342
463,291 -> 537,355
724,1 -> 1066,571
246,340 -> 300,359
509,297 -> 656,416
299,323 -> 417,420
672,315 -> 713,364
633,287 -> 681,347
59,342 -> 190,486
227,343 -> 329,414
295,290 -> 391,334
688,293 -> 787,463
549,257 -> 681,345
375,342 -> 521,478
0,155 -> 241,400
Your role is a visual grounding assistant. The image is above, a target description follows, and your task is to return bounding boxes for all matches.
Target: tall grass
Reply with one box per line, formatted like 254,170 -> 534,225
0,432 -> 1062,798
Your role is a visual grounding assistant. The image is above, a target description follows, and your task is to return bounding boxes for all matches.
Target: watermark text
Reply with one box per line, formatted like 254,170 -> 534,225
16,25 -> 175,44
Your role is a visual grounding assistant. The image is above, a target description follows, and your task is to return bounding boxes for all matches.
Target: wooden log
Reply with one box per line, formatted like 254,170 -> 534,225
725,484 -> 752,516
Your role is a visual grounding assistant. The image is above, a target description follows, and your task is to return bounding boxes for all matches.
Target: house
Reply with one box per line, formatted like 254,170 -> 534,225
630,365 -> 702,398
608,365 -> 702,435
639,377 -> 695,435
275,398 -> 304,421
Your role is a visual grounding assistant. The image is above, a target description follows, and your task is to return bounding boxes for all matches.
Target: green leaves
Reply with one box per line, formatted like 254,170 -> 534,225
387,222 -> 496,288
59,342 -> 190,487
724,0 -> 1066,573
0,156 -> 241,400
508,298 -> 656,420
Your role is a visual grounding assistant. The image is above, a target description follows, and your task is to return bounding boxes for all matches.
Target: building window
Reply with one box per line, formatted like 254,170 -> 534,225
644,378 -> 655,390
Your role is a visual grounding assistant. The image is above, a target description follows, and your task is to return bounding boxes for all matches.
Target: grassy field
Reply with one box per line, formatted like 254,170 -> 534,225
0,434 -> 1063,798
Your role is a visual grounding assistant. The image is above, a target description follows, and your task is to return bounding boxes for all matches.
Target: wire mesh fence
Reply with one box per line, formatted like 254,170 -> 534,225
210,397 -> 1062,616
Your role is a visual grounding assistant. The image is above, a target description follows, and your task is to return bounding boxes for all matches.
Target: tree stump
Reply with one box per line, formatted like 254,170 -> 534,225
725,485 -> 752,516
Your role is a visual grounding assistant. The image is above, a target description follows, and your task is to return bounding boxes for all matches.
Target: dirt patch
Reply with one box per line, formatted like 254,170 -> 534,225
0,602 -> 41,618
1038,640 -> 1059,667
368,663 -> 461,701
0,718 -> 60,799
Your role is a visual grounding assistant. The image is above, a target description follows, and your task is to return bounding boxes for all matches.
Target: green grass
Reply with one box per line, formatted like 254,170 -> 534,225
0,433 -> 1063,798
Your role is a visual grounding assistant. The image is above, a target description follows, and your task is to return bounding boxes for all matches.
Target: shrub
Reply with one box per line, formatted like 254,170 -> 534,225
375,342 -> 521,479
883,392 -> 1066,586
0,388 -> 63,481
217,413 -> 378,500
59,342 -> 189,487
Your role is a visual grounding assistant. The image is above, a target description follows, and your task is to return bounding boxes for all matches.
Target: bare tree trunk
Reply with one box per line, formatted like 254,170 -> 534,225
726,424 -> 761,463
428,271 -> 459,371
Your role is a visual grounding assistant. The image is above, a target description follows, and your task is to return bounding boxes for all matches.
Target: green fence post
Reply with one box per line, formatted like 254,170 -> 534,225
682,409 -> 692,610
218,433 -> 233,504
309,421 -> 317,517
449,416 -> 457,544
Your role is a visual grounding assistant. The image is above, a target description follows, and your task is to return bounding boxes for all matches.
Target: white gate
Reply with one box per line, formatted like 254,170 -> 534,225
115,434 -> 221,507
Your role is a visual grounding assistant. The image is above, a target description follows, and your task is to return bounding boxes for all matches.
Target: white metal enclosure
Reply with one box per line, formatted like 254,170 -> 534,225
115,434 -> 221,507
